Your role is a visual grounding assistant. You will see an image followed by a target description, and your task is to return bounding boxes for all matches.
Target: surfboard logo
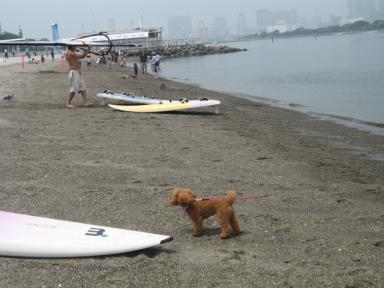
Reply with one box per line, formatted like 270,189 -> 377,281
85,227 -> 108,237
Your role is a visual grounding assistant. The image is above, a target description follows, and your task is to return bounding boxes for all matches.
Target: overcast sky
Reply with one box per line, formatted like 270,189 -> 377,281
0,0 -> 347,39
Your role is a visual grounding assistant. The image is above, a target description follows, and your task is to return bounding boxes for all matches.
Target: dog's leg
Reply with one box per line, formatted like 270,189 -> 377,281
192,217 -> 203,237
218,214 -> 232,239
230,213 -> 241,236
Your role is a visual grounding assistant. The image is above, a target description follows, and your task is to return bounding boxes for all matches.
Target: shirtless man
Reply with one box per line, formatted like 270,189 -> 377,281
65,44 -> 93,108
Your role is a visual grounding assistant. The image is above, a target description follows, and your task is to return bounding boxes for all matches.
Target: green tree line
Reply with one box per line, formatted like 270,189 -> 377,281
0,31 -> 51,52
242,19 -> 384,40
0,31 -> 20,40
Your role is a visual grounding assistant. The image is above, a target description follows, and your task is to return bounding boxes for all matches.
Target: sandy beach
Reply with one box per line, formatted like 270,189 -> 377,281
0,56 -> 21,67
0,60 -> 383,287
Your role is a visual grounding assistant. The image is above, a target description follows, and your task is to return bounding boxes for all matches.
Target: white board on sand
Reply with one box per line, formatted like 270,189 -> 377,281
0,210 -> 173,258
108,99 -> 221,113
96,92 -> 170,105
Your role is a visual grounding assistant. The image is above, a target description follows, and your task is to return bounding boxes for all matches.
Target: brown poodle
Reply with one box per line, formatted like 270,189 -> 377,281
169,188 -> 241,239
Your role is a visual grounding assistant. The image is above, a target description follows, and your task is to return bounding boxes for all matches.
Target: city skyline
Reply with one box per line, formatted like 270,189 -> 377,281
0,0 -> 348,39
0,0 -> 384,39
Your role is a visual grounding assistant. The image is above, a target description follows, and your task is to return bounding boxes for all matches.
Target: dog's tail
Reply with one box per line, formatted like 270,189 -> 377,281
224,191 -> 237,205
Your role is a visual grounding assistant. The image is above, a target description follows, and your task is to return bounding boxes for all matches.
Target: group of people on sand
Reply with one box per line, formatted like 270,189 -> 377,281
64,44 -> 161,109
138,50 -> 161,77
1,49 -> 17,60
20,49 -> 56,65
1,49 -> 57,63
116,50 -> 161,78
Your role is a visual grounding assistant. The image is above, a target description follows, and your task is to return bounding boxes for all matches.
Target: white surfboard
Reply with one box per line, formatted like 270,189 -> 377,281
96,92 -> 166,105
108,99 -> 221,113
0,210 -> 173,258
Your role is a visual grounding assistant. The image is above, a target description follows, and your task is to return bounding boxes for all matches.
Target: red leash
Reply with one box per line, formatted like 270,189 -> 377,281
238,194 -> 266,200
197,194 -> 266,201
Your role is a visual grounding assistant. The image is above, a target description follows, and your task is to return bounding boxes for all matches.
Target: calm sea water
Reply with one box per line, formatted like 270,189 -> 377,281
159,32 -> 384,134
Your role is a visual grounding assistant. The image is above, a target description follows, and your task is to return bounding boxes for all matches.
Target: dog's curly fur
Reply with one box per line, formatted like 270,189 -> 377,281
169,188 -> 241,239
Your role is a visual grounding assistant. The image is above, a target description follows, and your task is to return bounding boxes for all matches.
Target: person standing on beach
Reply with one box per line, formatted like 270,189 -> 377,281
133,63 -> 139,76
107,55 -> 113,71
86,54 -> 92,70
65,44 -> 93,108
139,51 -> 148,74
150,52 -> 161,78
51,49 -> 55,61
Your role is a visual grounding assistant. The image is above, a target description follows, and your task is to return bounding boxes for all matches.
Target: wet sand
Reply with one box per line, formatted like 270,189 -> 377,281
0,60 -> 383,287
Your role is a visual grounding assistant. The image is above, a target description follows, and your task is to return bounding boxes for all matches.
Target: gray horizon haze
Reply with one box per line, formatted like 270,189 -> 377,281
0,0 -> 347,39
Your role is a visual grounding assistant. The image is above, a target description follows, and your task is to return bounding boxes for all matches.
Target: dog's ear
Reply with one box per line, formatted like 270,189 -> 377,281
178,192 -> 195,206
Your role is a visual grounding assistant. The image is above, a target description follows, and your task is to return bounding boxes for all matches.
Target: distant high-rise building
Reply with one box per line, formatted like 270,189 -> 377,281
274,10 -> 298,25
212,17 -> 228,40
256,10 -> 275,28
329,14 -> 342,26
348,0 -> 376,20
198,21 -> 208,42
310,16 -> 322,28
108,19 -> 116,32
298,17 -> 308,28
237,13 -> 247,36
378,0 -> 384,10
51,23 -> 59,41
168,15 -> 192,39
18,25 -> 23,38
256,9 -> 298,29
377,0 -> 384,19
138,15 -> 143,30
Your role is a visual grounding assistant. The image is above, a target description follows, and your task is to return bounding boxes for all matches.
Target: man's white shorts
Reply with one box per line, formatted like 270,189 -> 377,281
68,70 -> 86,93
